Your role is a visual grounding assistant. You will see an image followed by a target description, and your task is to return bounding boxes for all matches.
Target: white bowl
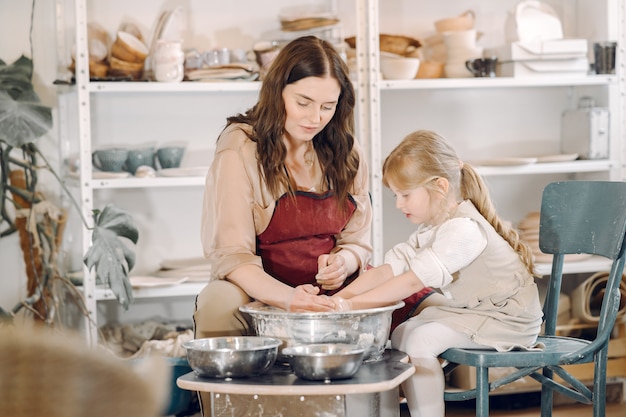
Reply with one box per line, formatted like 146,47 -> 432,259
444,62 -> 473,78
442,29 -> 478,50
434,10 -> 476,33
380,56 -> 420,80
446,46 -> 484,64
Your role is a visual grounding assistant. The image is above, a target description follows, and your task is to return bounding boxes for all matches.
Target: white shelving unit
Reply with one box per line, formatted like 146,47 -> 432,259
360,0 -> 624,265
56,0 -> 624,344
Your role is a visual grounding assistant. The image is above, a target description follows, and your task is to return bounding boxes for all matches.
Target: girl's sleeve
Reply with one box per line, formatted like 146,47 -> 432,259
384,218 -> 487,288
201,143 -> 263,280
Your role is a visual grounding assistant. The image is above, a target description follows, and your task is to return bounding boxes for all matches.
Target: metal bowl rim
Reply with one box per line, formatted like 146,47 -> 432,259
239,301 -> 405,316
282,343 -> 366,357
182,336 -> 282,351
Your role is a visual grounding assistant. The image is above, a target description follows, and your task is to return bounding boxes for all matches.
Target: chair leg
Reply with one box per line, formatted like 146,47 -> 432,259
593,349 -> 608,417
540,368 -> 554,417
475,366 -> 489,417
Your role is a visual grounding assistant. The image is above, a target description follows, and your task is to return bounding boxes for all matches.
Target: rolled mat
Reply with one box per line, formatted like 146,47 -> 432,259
571,271 -> 626,323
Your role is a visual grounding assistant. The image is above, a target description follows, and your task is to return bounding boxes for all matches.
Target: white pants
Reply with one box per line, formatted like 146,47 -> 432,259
391,320 -> 488,417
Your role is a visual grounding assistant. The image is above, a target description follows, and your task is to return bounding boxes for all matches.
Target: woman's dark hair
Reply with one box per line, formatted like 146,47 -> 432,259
226,36 -> 358,206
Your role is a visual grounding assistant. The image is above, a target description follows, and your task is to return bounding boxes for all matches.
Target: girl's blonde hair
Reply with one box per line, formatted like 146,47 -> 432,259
382,130 -> 534,274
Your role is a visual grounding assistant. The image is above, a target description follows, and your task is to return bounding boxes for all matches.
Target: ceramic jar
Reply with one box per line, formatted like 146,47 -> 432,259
153,40 -> 185,82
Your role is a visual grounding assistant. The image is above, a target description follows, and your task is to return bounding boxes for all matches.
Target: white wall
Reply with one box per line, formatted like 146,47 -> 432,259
0,1 -> 59,315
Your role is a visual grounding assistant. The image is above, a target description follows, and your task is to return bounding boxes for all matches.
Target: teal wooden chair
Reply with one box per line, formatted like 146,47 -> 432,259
441,180 -> 626,417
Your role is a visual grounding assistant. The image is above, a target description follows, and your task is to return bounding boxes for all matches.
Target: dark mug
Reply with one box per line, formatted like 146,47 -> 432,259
465,57 -> 498,77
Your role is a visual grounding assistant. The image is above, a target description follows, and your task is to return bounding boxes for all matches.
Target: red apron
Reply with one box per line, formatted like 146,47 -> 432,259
257,191 -> 356,295
257,190 -> 434,332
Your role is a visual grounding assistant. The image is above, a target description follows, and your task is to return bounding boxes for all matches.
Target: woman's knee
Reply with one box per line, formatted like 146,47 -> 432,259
193,280 -> 252,338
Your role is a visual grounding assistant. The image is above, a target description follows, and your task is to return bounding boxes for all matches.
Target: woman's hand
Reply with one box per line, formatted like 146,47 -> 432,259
286,284 -> 336,312
316,253 -> 349,290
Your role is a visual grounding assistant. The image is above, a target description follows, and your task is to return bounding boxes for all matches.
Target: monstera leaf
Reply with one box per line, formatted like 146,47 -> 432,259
83,204 -> 139,310
0,56 -> 53,146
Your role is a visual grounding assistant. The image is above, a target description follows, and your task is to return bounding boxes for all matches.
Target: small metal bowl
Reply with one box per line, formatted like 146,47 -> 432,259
183,336 -> 281,378
282,343 -> 366,381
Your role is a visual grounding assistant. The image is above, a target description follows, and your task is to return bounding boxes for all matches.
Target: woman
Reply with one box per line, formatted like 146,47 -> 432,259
194,36 -> 373,339
331,130 -> 543,417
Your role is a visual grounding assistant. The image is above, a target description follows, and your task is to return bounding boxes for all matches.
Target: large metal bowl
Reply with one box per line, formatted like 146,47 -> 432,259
282,343 -> 366,381
182,336 -> 281,378
239,301 -> 404,362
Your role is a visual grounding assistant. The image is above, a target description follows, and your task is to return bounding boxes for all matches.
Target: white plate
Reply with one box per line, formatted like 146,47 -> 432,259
129,275 -> 188,288
473,157 -> 538,167
158,167 -> 209,177
187,69 -> 258,81
159,6 -> 185,42
160,256 -> 211,270
156,269 -> 211,278
93,171 -> 131,179
536,153 -> 579,163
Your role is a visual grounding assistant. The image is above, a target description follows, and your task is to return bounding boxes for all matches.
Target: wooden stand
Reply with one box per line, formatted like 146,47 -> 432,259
177,350 -> 414,417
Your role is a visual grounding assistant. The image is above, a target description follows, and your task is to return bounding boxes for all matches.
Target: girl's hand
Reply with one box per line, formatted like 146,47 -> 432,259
286,284 -> 336,312
330,296 -> 353,311
316,253 -> 348,290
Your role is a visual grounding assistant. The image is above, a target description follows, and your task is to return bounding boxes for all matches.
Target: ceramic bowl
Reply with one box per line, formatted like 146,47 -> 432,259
282,343 -> 366,381
125,146 -> 155,175
92,148 -> 129,172
156,145 -> 185,169
380,55 -> 420,80
434,10 -> 476,33
110,31 -> 148,63
183,336 -> 282,378
446,46 -> 484,64
444,62 -> 473,78
416,60 -> 444,79
442,29 -> 478,51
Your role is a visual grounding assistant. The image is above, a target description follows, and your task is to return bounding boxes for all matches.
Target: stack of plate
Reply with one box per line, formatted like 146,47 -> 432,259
156,257 -> 212,282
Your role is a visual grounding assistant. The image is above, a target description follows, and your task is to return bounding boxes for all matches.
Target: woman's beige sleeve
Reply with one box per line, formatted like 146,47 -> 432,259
201,143 -> 263,280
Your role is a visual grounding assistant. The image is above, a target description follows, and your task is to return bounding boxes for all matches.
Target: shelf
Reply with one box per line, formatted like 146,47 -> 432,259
380,75 -> 618,91
474,160 -> 615,177
95,282 -> 206,300
90,175 -> 206,189
534,255 -> 613,276
62,73 -> 619,95
88,80 -> 262,93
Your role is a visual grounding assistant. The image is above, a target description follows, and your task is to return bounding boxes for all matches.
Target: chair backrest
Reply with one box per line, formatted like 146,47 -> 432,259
539,181 -> 626,337
0,326 -> 163,417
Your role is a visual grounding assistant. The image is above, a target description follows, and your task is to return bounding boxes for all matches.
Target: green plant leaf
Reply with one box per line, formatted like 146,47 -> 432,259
0,56 -> 52,146
0,91 -> 53,146
83,204 -> 139,310
0,55 -> 34,99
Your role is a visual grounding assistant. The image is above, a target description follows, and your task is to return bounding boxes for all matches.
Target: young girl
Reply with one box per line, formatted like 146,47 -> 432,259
331,130 -> 543,417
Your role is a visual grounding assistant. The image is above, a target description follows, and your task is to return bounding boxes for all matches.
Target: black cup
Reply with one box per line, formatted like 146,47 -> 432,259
465,57 -> 498,78
593,41 -> 617,75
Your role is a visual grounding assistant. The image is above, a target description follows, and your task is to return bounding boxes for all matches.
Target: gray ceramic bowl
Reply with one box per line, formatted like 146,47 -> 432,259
183,336 -> 281,378
282,343 -> 366,381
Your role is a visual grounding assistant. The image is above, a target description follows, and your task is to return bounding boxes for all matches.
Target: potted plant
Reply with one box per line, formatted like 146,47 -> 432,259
0,55 -> 137,325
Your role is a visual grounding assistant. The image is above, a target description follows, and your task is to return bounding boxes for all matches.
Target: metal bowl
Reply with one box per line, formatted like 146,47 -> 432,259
182,336 -> 281,378
240,301 -> 404,362
282,343 -> 366,381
